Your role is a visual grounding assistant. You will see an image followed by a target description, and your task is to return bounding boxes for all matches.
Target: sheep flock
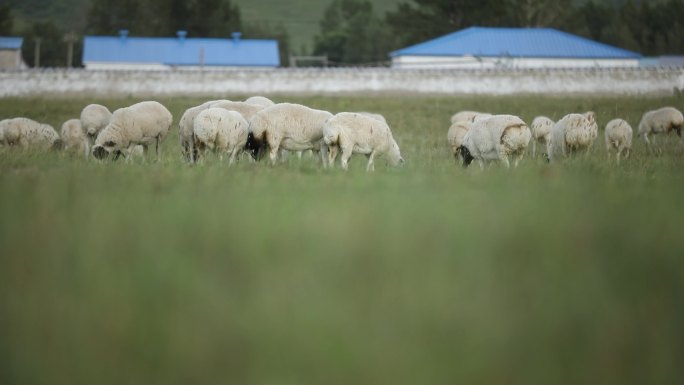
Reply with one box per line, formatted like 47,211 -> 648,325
1,97 -> 682,171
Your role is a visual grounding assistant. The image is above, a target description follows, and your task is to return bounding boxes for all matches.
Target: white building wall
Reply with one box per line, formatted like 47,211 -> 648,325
84,62 -> 278,71
391,55 -> 640,69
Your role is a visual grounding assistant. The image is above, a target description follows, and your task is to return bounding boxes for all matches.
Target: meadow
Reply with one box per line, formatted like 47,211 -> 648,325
1,94 -> 683,385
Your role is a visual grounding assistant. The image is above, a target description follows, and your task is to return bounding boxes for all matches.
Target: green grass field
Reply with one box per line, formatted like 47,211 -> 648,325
1,95 -> 683,385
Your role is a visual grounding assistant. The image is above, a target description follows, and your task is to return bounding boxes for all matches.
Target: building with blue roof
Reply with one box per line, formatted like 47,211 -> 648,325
0,37 -> 27,70
390,27 -> 641,69
83,31 -> 280,70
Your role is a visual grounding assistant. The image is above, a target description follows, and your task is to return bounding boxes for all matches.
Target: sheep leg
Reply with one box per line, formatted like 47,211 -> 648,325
319,143 -> 329,168
366,151 -> 376,172
340,146 -> 353,171
532,140 -> 536,157
478,159 -> 485,170
229,148 -> 239,166
155,135 -> 160,161
269,146 -> 280,165
328,145 -> 339,168
616,148 -> 622,166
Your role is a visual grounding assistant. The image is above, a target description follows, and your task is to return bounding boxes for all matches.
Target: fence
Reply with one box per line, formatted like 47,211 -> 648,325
1,67 -> 683,97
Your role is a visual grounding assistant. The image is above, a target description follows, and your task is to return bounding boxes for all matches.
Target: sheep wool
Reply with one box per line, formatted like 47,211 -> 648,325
244,96 -> 275,108
638,106 -> 683,147
0,117 -> 60,150
80,104 -> 112,138
193,108 -> 250,165
447,119 -> 473,159
179,101 -> 216,162
604,119 -> 633,165
92,101 -> 172,161
530,116 -> 554,157
210,100 -> 265,121
459,115 -> 531,169
249,103 -> 333,165
61,118 -> 89,157
323,112 -> 404,171
450,111 -> 492,124
547,113 -> 597,162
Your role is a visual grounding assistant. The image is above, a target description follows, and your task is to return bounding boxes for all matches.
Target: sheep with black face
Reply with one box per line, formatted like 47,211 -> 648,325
457,115 -> 531,169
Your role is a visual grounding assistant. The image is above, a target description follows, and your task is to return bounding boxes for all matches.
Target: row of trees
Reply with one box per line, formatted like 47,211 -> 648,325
3,0 -> 684,68
314,0 -> 684,65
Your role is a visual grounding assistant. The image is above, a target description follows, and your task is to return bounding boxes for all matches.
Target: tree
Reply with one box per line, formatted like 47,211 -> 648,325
244,22 -> 291,67
0,4 -> 13,35
313,0 -> 391,65
86,0 -> 242,37
503,0 -> 576,28
21,21 -> 75,68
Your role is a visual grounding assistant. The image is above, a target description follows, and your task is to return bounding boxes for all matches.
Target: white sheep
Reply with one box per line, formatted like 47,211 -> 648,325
458,115 -> 531,169
323,112 -> 404,171
0,117 -> 60,150
92,101 -> 172,161
450,111 -> 492,124
530,116 -> 554,157
637,106 -> 683,149
604,118 -> 633,165
193,108 -> 250,165
547,112 -> 598,162
178,101 -> 217,162
61,118 -> 89,157
80,104 -> 112,140
249,103 -> 333,165
244,96 -> 275,108
447,119 -> 472,160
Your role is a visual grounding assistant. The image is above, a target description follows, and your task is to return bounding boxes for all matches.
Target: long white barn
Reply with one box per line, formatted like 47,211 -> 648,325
390,27 -> 642,69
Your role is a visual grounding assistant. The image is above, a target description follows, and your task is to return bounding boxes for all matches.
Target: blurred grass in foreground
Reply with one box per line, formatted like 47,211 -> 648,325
1,95 -> 683,385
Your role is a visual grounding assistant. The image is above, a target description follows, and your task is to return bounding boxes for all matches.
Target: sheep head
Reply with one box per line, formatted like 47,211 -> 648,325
457,145 -> 474,167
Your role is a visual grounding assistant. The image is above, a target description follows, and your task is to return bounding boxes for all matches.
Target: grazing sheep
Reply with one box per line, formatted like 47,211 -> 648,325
547,112 -> 598,162
80,104 -> 112,140
323,112 -> 404,171
638,106 -> 683,149
249,103 -> 333,165
530,116 -> 554,157
450,111 -> 492,124
210,100 -> 264,121
447,119 -> 473,160
178,100 -> 218,162
244,96 -> 275,108
457,115 -> 531,169
92,101 -> 172,161
193,108 -> 250,165
604,119 -> 633,165
61,118 -> 89,157
0,118 -> 61,150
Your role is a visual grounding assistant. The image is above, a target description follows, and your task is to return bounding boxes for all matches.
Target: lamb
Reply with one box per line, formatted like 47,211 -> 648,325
92,101 -> 172,161
323,112 -> 404,171
0,117 -> 61,150
447,119 -> 473,160
61,118 -> 89,157
450,111 -> 492,124
604,119 -> 633,165
244,96 -> 275,108
249,103 -> 333,165
80,104 -> 112,140
457,115 -> 531,169
192,108 -> 250,165
530,116 -> 554,157
637,106 -> 683,149
178,100 -> 217,162
547,112 -> 598,162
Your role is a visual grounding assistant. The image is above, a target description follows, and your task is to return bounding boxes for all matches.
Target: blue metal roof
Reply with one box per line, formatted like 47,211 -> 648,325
0,37 -> 23,50
390,27 -> 641,59
83,34 -> 280,67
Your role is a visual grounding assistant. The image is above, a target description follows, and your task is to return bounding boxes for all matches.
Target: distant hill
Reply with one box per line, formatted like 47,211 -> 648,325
6,0 -> 404,52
